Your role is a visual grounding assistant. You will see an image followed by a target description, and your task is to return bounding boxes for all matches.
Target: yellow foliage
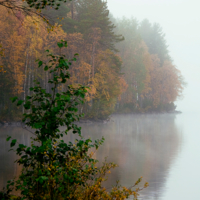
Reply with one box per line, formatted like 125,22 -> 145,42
21,142 -> 148,200
149,55 -> 184,108
0,7 -> 67,96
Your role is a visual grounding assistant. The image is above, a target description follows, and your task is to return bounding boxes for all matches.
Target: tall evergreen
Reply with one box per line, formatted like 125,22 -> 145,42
139,19 -> 170,66
42,2 -> 78,33
75,0 -> 124,51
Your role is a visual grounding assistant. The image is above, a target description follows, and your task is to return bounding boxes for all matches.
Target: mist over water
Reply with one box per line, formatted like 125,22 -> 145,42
0,113 -> 188,199
79,114 -> 183,200
107,0 -> 200,113
0,127 -> 30,189
1,1 -> 199,199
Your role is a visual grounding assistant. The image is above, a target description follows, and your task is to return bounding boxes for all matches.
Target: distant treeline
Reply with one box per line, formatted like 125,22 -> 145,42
0,0 -> 185,121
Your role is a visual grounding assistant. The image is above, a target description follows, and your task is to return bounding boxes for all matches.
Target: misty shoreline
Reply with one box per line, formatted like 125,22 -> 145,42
0,110 -> 182,127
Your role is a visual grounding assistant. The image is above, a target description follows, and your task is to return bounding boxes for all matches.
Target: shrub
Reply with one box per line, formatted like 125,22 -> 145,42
1,41 -> 148,200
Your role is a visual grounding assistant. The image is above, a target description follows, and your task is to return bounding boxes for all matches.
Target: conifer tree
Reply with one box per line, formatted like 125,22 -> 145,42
139,19 -> 170,66
42,2 -> 78,33
75,0 -> 124,51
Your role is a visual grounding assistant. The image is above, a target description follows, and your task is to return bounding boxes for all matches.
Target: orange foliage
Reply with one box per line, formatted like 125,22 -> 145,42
118,76 -> 128,101
149,55 -> 184,108
0,7 -> 25,95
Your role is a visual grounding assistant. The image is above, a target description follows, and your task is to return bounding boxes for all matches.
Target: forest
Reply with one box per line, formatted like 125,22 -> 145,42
0,0 -> 186,199
0,0 -> 185,122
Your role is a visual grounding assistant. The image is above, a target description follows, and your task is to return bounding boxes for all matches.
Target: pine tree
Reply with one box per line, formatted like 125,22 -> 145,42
139,19 -> 170,66
42,2 -> 78,33
75,0 -> 124,51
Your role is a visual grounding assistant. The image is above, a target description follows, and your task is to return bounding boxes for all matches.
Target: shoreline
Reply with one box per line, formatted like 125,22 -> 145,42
0,110 -> 182,127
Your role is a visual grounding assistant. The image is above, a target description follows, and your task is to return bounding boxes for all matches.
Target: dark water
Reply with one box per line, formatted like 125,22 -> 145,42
0,113 -> 195,199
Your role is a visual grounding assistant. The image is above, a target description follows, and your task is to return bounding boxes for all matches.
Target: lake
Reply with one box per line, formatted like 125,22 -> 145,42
0,113 -> 199,199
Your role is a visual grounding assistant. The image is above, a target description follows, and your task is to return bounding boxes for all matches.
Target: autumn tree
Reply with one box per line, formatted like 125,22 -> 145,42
54,0 -> 126,119
0,1 -> 185,120
0,7 -> 26,120
85,49 -> 124,119
113,17 -> 185,113
147,55 -> 184,111
0,0 -> 73,21
58,31 -> 126,119
0,7 -> 67,121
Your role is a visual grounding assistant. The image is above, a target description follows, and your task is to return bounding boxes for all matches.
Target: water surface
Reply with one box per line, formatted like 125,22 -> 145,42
0,113 -> 193,199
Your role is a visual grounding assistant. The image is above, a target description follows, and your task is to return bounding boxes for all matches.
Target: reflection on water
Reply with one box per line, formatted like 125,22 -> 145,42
0,127 -> 31,189
0,114 -> 182,199
79,114 -> 182,200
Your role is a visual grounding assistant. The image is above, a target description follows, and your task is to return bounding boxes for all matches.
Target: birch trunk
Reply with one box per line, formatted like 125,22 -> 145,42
23,40 -> 30,113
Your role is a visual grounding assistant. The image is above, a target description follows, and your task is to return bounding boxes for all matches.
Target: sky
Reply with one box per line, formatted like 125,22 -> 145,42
107,0 -> 200,113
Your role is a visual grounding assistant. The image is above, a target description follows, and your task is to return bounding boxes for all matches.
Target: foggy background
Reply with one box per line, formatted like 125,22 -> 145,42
107,0 -> 200,113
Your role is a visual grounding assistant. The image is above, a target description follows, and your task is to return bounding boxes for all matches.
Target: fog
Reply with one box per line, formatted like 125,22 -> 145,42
0,114 -> 183,199
107,0 -> 200,113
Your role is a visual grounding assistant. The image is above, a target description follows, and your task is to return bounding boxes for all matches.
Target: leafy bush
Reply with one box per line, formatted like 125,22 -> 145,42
1,41 -> 148,200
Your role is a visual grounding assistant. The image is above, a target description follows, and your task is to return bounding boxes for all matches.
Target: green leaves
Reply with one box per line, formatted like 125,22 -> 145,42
38,61 -> 43,67
24,101 -> 31,110
57,42 -> 63,48
6,136 -> 11,141
10,96 -> 18,103
57,40 -> 67,48
44,65 -> 49,71
60,95 -> 71,102
36,176 -> 48,184
17,100 -> 24,106
10,139 -> 17,147
33,123 -> 43,129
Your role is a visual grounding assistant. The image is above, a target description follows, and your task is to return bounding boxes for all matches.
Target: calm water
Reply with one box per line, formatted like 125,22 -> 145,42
0,113 -> 199,199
